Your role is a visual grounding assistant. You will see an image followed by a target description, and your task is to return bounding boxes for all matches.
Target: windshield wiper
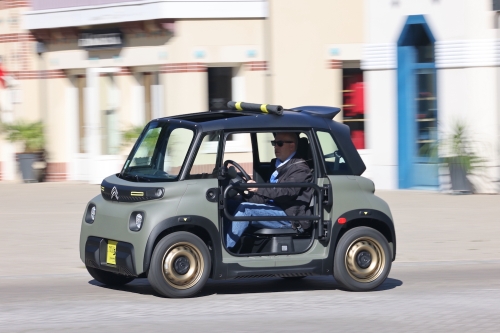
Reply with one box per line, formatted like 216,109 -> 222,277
120,173 -> 151,182
135,174 -> 151,182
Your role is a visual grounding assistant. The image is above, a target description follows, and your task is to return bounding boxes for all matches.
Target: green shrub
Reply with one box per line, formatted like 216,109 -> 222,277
1,121 -> 45,153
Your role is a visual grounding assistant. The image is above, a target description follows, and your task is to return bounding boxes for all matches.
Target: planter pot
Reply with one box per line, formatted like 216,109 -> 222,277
17,153 -> 46,183
449,163 -> 473,194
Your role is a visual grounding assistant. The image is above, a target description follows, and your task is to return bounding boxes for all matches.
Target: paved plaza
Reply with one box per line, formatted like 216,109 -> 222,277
0,183 -> 499,332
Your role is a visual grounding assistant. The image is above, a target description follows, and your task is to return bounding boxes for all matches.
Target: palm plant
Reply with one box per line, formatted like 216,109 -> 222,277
441,120 -> 484,173
420,120 -> 485,193
1,121 -> 45,153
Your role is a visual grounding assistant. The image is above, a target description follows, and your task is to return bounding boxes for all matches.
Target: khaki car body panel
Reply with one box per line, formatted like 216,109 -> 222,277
80,173 -> 393,275
79,174 -> 188,275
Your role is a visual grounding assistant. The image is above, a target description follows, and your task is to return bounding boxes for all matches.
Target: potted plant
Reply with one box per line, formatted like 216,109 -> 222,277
422,120 -> 484,194
1,120 -> 46,182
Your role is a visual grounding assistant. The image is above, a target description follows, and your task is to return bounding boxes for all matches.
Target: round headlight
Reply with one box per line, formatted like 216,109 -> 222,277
90,206 -> 96,221
155,188 -> 164,198
135,213 -> 143,229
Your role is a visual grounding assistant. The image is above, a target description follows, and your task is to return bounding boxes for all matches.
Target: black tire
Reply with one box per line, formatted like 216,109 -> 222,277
333,227 -> 391,291
86,266 -> 135,286
148,231 -> 211,298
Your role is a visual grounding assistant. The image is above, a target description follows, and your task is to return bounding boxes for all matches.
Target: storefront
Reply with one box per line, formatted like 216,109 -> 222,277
0,0 -> 365,183
363,0 -> 499,193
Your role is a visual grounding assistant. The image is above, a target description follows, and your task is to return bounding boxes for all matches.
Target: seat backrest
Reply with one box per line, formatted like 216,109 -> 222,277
297,137 -> 314,169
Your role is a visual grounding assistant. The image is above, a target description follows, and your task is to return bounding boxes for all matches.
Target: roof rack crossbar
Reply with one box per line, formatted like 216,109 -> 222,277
227,101 -> 283,116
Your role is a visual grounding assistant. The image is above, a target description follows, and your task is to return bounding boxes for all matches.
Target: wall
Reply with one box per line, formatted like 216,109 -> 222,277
269,0 -> 364,109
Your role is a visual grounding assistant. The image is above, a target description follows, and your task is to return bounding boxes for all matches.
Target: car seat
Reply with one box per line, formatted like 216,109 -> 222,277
296,137 -> 314,170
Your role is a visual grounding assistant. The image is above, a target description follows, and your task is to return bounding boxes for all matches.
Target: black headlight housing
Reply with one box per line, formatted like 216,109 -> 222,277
85,203 -> 96,224
129,211 -> 145,231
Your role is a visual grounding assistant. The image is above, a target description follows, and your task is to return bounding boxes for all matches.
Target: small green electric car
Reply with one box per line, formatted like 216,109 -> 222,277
80,101 -> 396,298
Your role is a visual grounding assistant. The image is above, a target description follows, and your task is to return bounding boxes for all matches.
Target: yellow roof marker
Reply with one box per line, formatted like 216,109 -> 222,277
226,101 -> 283,115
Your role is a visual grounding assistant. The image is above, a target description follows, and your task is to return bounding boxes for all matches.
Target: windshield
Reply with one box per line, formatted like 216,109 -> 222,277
120,121 -> 195,182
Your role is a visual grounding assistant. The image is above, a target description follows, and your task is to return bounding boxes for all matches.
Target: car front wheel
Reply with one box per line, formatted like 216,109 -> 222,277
333,227 -> 391,291
148,231 -> 211,298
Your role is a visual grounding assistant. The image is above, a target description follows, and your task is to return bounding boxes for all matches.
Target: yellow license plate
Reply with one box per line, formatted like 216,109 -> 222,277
106,240 -> 118,265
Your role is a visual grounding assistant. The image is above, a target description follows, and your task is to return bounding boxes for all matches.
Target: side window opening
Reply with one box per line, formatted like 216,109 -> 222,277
316,131 -> 352,175
252,131 -> 315,182
188,132 -> 221,179
221,130 -> 318,256
222,132 -> 254,176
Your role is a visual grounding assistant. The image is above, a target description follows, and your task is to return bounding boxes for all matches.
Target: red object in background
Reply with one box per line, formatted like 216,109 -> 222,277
351,130 -> 365,149
352,82 -> 364,115
0,66 -> 5,88
343,74 -> 364,117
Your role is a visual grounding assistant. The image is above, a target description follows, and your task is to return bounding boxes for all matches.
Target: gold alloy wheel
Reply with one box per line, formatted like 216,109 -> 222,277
161,242 -> 205,290
344,236 -> 386,283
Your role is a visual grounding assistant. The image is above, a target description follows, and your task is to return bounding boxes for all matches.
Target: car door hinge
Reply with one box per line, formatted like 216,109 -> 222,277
319,220 -> 331,240
322,184 -> 333,207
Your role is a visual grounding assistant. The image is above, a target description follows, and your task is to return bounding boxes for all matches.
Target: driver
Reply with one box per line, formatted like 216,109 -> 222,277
226,132 -> 313,250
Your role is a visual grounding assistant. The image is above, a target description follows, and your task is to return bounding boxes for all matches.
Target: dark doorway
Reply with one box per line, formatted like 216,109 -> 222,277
208,67 -> 232,111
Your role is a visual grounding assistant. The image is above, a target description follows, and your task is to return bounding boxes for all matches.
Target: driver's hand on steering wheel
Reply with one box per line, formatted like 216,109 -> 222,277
246,180 -> 258,192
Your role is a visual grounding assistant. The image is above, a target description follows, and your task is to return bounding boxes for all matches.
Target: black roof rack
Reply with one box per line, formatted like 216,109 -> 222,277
226,101 -> 283,115
217,101 -> 341,120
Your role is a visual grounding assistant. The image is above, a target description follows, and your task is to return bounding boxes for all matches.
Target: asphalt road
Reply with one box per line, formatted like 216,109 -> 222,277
1,183 -> 500,332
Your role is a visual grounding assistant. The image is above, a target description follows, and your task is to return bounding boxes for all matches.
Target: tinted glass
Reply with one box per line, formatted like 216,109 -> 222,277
316,131 -> 352,175
121,122 -> 194,182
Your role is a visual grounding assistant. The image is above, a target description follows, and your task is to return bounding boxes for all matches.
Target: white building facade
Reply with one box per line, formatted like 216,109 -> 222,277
0,0 -> 366,183
363,0 -> 500,193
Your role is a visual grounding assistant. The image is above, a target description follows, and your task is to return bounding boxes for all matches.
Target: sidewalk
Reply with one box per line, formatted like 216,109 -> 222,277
0,183 -> 499,277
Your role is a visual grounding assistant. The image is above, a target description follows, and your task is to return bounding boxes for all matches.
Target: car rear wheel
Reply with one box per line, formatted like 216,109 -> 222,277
333,227 -> 391,291
86,266 -> 135,286
148,231 -> 211,298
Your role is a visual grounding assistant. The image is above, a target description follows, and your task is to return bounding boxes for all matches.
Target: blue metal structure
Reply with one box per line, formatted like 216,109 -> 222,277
397,15 -> 438,189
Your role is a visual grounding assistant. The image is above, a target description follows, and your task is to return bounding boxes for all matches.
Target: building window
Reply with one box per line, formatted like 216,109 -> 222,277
99,73 -> 119,155
206,66 -> 250,153
77,75 -> 86,153
342,68 -> 365,149
208,67 -> 232,111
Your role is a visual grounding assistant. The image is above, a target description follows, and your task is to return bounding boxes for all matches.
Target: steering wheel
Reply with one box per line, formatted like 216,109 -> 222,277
223,160 -> 252,198
223,160 -> 251,182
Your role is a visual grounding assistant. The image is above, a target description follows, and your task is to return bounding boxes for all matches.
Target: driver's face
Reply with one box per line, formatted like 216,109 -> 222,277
274,133 -> 296,161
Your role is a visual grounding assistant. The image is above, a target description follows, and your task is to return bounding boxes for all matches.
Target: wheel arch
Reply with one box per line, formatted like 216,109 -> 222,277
328,209 -> 396,264
143,216 -> 223,279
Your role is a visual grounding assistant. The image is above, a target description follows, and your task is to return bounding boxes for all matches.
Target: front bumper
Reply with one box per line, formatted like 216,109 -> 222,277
85,236 -> 138,277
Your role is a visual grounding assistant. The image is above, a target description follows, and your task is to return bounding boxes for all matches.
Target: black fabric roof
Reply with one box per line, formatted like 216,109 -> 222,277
168,110 -> 331,132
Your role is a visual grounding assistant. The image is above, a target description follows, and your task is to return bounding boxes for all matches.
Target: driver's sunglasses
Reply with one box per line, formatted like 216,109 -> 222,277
271,140 -> 294,147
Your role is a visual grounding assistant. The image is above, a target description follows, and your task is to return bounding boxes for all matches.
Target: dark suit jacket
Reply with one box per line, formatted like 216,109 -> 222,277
247,156 -> 314,229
